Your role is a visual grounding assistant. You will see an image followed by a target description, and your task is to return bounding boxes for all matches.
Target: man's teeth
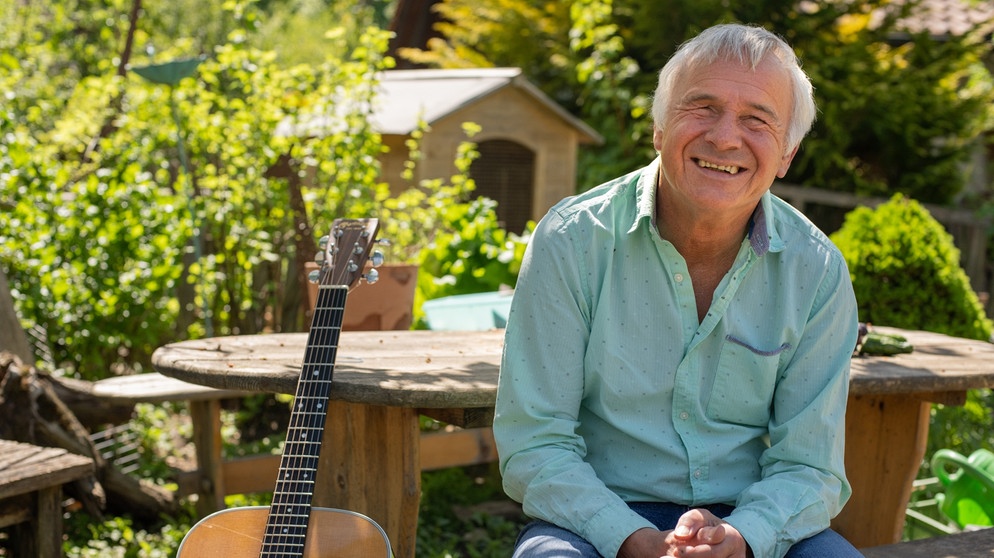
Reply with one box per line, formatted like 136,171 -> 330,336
697,160 -> 740,175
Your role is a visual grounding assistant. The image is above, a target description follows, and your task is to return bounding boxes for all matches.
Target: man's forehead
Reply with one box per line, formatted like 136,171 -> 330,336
674,58 -> 792,115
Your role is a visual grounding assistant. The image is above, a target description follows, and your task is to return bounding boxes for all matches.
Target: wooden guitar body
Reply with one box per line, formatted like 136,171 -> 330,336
178,506 -> 391,557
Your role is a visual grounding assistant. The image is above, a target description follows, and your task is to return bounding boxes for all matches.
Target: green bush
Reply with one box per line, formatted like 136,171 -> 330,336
412,197 -> 531,329
830,194 -> 993,341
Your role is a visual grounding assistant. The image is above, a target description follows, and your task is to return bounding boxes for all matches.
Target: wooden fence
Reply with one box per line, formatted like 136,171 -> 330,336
771,183 -> 993,319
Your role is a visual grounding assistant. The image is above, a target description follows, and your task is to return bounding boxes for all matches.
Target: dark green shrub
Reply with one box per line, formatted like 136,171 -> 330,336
830,194 -> 993,341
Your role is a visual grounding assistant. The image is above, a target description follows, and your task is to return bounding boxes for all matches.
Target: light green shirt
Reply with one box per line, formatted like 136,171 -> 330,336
494,159 -> 858,558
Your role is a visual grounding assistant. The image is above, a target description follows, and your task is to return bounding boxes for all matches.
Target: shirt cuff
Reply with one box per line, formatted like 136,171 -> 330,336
724,509 -> 780,558
581,502 -> 656,558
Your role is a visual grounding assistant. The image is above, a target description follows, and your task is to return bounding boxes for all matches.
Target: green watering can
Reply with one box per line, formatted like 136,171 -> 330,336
931,448 -> 994,528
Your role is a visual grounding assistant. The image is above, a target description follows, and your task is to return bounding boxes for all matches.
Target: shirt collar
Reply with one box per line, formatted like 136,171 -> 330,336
630,158 -> 785,257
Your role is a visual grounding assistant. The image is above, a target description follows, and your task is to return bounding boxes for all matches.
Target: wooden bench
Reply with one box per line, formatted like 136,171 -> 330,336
95,372 -> 499,517
861,528 -> 994,557
91,372 -> 252,517
0,439 -> 94,557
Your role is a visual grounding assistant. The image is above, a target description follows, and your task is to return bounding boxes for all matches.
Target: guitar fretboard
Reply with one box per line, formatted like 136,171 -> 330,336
260,284 -> 347,557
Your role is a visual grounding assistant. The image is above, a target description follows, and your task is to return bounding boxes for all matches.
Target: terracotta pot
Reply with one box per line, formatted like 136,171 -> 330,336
306,262 -> 418,331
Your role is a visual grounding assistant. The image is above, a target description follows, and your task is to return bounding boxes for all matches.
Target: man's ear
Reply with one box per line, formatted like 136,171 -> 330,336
777,145 -> 799,179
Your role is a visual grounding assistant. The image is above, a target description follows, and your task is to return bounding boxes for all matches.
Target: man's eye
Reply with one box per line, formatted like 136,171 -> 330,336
744,115 -> 769,126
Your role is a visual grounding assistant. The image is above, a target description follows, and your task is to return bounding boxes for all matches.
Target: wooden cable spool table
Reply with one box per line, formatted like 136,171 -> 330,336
152,326 -> 994,555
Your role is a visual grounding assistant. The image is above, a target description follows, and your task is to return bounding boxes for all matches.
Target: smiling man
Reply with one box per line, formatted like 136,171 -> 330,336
493,24 -> 862,558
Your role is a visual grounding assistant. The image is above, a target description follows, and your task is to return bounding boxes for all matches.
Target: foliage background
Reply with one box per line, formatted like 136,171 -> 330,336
4,0 -> 994,378
408,0 -> 994,204
2,0 -> 994,552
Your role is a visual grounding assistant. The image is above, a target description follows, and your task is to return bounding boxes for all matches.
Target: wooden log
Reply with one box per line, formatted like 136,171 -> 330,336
0,353 -> 178,520
47,374 -> 136,430
0,269 -> 33,364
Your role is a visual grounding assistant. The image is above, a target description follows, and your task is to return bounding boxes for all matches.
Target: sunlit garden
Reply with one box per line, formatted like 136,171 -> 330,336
2,0 -> 994,556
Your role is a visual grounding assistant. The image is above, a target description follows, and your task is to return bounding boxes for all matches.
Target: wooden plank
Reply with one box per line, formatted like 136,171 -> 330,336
420,407 -> 495,429
861,528 -> 994,557
178,426 -> 500,498
0,495 -> 31,528
0,441 -> 93,500
420,427 -> 497,471
771,182 -> 991,227
218,454 -> 281,496
91,372 -> 251,403
35,485 -> 62,558
832,394 -> 931,548
0,440 -> 93,558
189,399 -> 225,517
317,401 -> 421,558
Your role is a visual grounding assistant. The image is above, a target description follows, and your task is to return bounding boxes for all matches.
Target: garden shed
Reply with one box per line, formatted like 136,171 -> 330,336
373,68 -> 603,234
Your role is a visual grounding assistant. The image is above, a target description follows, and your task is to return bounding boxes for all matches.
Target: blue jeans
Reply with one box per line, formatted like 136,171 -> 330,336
512,502 -> 863,558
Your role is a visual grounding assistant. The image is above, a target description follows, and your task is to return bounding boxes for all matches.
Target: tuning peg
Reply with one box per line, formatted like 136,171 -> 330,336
314,250 -> 325,264
363,267 -> 380,284
318,235 -> 329,250
370,249 -> 385,267
307,268 -> 321,283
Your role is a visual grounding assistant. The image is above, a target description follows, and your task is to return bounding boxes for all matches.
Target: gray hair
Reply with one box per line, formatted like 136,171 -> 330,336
650,24 -> 816,153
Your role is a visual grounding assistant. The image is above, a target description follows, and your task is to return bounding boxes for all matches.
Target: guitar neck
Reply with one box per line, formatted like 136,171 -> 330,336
260,284 -> 347,555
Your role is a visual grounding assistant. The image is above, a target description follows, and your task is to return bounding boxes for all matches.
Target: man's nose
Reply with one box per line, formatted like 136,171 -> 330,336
704,113 -> 743,150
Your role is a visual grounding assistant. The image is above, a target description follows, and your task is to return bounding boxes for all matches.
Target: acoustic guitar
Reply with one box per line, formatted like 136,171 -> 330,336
178,218 -> 392,557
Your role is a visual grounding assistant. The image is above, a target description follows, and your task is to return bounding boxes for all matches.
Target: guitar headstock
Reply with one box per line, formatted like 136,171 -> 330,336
312,218 -> 383,289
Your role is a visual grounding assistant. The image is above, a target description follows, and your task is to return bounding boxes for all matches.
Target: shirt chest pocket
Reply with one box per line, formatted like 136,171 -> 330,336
705,338 -> 785,426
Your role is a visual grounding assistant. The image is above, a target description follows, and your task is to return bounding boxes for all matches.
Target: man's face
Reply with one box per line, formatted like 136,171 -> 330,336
653,56 -> 797,217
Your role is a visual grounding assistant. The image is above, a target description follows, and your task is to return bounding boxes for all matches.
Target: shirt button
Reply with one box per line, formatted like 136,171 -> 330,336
679,411 -> 689,420
674,273 -> 685,283
693,469 -> 702,479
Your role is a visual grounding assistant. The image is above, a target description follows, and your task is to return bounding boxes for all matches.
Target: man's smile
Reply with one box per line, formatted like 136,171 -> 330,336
694,158 -> 742,175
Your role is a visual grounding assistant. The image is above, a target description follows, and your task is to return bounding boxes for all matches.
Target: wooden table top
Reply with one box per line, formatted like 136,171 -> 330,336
152,329 -> 506,409
849,327 -> 994,396
152,326 -> 994,411
860,528 -> 994,558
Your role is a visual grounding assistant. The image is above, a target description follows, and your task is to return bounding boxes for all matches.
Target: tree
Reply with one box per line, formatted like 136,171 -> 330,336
397,0 -> 994,202
0,0 -> 396,378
